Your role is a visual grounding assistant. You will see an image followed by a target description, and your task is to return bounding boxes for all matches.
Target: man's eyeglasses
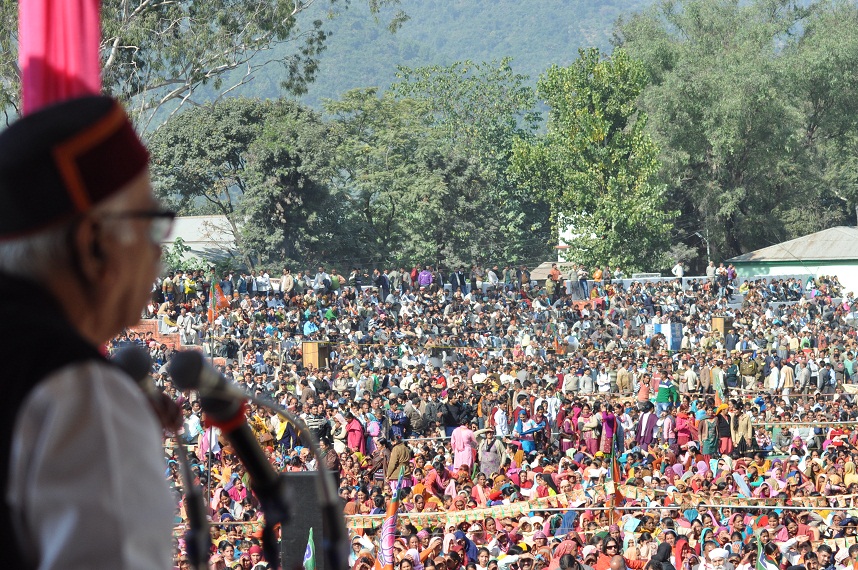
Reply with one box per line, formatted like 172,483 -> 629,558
101,209 -> 176,243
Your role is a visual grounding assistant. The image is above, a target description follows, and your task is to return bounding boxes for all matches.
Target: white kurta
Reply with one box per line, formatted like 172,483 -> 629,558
7,361 -> 174,569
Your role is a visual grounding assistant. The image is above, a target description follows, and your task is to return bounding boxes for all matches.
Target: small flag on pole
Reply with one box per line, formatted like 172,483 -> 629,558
303,527 -> 316,570
608,428 -> 623,525
755,534 -> 778,570
208,277 -> 229,323
380,466 -> 405,570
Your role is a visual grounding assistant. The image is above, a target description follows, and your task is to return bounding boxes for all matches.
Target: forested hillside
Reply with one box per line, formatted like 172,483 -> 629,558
232,0 -> 657,107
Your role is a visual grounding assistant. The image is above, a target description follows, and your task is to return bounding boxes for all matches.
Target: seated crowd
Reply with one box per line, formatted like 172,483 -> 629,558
115,264 -> 858,570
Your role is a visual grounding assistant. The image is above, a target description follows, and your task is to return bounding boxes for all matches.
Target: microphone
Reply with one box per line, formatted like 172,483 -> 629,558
169,351 -> 290,567
114,345 -> 183,432
168,353 -> 277,488
111,345 -> 157,395
169,349 -> 250,401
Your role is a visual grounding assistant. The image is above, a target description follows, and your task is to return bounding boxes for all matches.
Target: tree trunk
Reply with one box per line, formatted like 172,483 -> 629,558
225,214 -> 254,270
724,214 -> 743,258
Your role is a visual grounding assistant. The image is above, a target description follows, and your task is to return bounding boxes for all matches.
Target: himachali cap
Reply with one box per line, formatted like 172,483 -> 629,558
0,96 -> 148,239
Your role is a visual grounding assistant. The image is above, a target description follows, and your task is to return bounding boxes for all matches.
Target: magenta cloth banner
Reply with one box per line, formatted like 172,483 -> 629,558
19,0 -> 101,115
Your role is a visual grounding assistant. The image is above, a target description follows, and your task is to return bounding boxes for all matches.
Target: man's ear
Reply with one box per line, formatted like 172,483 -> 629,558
89,225 -> 105,259
71,217 -> 105,284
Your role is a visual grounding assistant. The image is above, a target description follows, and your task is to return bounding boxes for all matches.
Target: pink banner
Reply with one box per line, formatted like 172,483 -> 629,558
19,0 -> 101,115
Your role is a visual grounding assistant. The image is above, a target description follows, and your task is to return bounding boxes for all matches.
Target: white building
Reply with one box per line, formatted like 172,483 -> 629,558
728,226 -> 858,293
162,215 -> 239,263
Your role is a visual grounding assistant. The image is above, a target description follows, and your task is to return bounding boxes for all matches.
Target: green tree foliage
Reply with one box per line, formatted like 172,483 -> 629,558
162,237 -> 210,272
0,0 -> 404,129
324,89 -> 432,263
391,59 -> 553,263
509,48 -> 675,272
392,59 -> 540,157
148,98 -> 342,267
325,88 -> 504,268
615,0 -> 858,261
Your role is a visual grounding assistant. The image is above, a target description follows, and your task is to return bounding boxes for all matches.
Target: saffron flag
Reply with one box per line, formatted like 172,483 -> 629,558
303,527 -> 316,570
208,279 -> 229,323
19,0 -> 102,115
379,466 -> 405,570
213,282 -> 230,309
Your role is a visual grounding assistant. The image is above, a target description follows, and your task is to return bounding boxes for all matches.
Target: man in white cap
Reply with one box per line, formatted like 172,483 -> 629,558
834,547 -> 851,570
708,548 -> 730,569
582,545 -> 600,568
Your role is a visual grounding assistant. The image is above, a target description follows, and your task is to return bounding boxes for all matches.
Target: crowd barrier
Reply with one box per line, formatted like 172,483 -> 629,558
344,483 -> 618,529
341,481 -> 858,530
754,421 -> 858,427
554,273 -> 813,297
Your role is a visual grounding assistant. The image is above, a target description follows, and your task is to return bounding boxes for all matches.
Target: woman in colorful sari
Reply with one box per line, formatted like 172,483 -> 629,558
532,406 -> 552,450
674,538 -> 696,570
676,406 -> 693,447
513,409 -> 542,454
699,409 -> 718,460
775,515 -> 818,543
345,411 -> 366,455
579,403 -> 600,456
599,401 -> 617,454
559,409 -> 578,454
470,472 -> 492,507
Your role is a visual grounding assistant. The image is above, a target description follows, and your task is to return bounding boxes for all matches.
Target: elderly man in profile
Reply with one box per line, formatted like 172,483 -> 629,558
0,96 -> 175,569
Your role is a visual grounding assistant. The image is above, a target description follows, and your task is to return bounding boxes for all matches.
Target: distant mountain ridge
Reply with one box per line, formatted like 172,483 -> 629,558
229,0 -> 658,108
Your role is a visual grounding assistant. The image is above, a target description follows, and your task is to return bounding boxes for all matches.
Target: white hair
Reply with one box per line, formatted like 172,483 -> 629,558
0,186 -> 136,280
0,221 -> 73,279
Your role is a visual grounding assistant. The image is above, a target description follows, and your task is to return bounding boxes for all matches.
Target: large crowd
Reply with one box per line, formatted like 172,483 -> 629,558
115,263 -> 858,570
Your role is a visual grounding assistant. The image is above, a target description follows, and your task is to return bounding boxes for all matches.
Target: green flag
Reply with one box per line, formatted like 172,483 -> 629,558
756,534 -> 777,570
303,527 -> 316,570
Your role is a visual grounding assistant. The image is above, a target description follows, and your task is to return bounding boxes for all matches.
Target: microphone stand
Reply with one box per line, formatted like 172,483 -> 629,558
246,393 -> 348,570
175,436 -> 210,570
199,395 -> 292,570
250,468 -> 291,569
